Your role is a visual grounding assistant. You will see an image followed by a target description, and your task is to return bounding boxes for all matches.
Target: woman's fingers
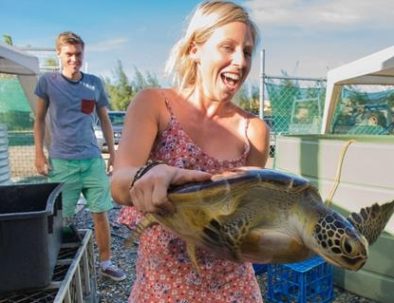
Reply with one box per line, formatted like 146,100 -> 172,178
129,165 -> 211,215
130,175 -> 172,214
171,168 -> 211,185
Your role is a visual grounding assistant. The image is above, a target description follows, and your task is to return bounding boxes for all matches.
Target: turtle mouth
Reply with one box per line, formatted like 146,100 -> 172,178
324,254 -> 366,271
342,256 -> 367,271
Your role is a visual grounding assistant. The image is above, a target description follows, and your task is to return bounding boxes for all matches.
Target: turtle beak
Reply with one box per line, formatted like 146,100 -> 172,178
323,254 -> 367,271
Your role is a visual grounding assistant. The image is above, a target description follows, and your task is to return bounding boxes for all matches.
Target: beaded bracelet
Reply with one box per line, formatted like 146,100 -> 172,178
128,160 -> 164,190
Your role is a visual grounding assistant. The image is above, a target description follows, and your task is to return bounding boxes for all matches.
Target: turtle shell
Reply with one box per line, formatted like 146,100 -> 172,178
169,168 -> 310,195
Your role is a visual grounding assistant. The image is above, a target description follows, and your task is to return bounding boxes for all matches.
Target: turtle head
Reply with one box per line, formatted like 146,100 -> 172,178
313,212 -> 368,271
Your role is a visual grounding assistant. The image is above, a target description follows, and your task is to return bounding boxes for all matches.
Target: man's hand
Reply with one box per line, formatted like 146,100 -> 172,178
106,152 -> 115,175
35,153 -> 51,176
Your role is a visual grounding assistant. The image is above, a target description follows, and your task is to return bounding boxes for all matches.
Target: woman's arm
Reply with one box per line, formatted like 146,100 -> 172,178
111,89 -> 211,213
111,89 -> 162,205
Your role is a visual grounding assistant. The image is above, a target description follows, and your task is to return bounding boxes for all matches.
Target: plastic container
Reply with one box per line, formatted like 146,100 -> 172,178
0,229 -> 98,303
266,256 -> 334,303
253,263 -> 268,275
0,182 -> 63,293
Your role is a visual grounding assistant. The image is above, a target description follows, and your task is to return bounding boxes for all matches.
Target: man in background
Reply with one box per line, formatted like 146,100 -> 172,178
33,31 -> 126,282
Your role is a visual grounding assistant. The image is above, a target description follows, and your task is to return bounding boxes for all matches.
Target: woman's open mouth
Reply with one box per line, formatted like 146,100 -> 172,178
221,72 -> 241,90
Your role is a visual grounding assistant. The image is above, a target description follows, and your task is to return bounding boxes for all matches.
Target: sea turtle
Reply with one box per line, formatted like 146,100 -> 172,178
126,168 -> 394,272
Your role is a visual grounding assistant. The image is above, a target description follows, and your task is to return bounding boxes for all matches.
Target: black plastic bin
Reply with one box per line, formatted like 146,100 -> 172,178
0,182 -> 63,294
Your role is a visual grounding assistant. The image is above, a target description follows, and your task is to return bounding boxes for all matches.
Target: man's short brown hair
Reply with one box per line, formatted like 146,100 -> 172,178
56,31 -> 85,51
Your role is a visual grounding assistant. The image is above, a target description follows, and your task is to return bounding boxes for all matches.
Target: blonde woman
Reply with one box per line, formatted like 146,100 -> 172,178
112,1 -> 270,301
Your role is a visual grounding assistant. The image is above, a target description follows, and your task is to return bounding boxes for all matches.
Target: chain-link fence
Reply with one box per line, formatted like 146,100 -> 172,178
262,76 -> 394,159
263,75 -> 327,135
263,76 -> 394,136
0,76 -> 39,183
3,73 -> 394,183
330,85 -> 394,135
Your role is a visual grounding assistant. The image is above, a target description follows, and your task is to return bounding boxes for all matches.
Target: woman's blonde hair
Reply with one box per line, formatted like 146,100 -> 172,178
165,0 -> 259,90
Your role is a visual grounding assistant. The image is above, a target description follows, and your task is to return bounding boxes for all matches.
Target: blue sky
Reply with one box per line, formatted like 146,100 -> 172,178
1,0 -> 393,85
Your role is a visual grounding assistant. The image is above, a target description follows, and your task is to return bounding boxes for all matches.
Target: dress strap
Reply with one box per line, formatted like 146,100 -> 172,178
243,117 -> 250,140
243,117 -> 251,151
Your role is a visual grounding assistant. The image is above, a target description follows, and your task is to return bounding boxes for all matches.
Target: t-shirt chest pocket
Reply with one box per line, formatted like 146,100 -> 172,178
81,99 -> 95,114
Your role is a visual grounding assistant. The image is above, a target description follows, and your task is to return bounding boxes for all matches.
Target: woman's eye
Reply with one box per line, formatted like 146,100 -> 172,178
244,50 -> 252,58
222,45 -> 233,52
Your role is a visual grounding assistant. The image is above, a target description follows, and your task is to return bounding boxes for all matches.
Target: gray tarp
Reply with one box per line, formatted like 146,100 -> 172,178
0,42 -> 39,111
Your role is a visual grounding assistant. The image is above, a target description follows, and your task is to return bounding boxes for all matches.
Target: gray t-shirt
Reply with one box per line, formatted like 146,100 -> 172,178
35,72 -> 109,159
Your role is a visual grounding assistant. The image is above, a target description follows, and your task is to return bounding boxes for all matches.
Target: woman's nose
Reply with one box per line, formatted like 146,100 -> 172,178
232,49 -> 247,67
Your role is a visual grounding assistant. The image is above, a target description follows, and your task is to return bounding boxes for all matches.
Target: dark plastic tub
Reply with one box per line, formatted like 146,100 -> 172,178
0,182 -> 63,293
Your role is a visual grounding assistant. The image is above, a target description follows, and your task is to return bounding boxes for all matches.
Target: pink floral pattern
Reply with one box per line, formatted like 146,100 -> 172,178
118,100 -> 263,303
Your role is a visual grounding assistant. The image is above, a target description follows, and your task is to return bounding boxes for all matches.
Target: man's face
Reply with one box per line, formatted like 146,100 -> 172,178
57,43 -> 84,75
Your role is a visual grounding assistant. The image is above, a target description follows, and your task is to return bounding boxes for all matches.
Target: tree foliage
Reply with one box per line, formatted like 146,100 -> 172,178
44,57 -> 58,70
104,60 -> 160,110
236,84 -> 260,115
3,34 -> 13,45
104,60 -> 133,110
132,68 -> 160,92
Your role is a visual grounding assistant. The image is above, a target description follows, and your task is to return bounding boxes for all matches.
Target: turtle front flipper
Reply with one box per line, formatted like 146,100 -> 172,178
125,213 -> 158,247
347,200 -> 394,245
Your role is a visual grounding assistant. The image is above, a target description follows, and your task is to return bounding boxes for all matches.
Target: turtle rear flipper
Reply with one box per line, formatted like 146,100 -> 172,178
185,242 -> 201,274
347,200 -> 394,245
202,218 -> 242,262
125,213 -> 158,247
201,208 -> 255,262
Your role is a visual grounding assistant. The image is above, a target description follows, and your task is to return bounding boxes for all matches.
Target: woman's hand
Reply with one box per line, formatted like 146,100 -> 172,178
130,164 -> 211,215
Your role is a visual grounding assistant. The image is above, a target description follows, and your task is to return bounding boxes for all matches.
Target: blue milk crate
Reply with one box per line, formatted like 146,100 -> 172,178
266,256 -> 334,303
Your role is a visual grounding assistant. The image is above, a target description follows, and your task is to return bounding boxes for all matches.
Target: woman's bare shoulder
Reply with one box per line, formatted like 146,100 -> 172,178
233,107 -> 269,138
127,88 -> 176,131
129,88 -> 175,111
250,114 -> 270,135
233,106 -> 264,125
132,88 -> 169,103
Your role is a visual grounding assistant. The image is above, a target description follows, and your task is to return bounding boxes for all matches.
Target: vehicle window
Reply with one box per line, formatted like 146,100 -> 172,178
109,112 -> 126,126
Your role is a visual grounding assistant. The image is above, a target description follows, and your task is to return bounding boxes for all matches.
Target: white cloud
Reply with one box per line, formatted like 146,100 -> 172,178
87,38 -> 128,52
245,0 -> 394,30
243,0 -> 394,79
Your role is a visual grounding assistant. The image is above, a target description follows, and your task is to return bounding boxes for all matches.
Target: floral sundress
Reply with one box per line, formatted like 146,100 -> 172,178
118,98 -> 264,303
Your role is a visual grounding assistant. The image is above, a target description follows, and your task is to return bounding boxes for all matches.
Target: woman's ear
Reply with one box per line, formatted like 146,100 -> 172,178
189,41 -> 200,63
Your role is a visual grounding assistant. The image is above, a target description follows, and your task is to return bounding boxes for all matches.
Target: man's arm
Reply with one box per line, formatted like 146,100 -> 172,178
96,106 -> 115,172
33,98 -> 50,175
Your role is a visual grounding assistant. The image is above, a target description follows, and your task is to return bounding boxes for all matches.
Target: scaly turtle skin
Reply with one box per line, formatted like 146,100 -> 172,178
127,168 -> 394,272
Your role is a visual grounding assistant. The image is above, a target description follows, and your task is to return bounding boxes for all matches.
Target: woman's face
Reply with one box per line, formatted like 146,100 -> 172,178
192,21 -> 254,102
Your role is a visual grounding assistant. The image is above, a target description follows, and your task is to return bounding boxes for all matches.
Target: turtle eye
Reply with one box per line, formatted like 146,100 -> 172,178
343,239 -> 353,254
